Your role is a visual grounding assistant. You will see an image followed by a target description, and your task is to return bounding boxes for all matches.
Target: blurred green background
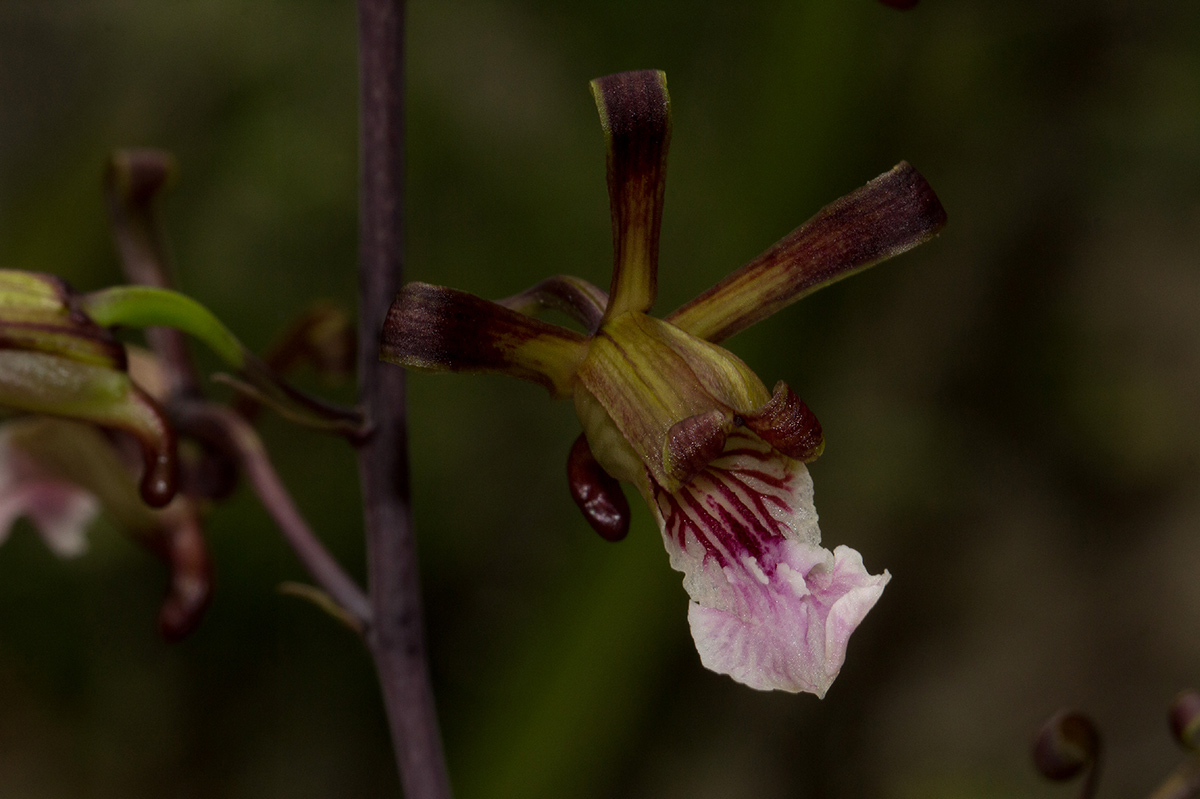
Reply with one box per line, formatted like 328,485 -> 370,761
3,0 -> 1200,796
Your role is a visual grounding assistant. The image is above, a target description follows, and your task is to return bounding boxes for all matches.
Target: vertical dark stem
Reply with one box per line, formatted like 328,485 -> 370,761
356,1 -> 452,797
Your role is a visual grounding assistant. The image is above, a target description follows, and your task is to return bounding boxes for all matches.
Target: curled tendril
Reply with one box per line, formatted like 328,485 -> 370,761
1032,710 -> 1102,799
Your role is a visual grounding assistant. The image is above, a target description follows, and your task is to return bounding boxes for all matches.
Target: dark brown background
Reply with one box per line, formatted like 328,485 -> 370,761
2,1 -> 1199,796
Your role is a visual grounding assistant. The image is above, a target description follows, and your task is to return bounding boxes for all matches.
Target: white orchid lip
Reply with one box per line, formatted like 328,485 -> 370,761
651,430 -> 889,695
690,543 -> 890,695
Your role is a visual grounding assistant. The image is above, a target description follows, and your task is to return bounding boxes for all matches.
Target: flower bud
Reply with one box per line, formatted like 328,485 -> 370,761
1032,710 -> 1101,784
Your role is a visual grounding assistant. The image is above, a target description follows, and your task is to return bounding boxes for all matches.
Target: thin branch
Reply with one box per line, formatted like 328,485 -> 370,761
497,274 -> 610,334
233,303 -> 356,423
356,0 -> 453,797
104,149 -> 202,396
175,401 -> 372,625
104,147 -> 371,626
277,582 -> 366,634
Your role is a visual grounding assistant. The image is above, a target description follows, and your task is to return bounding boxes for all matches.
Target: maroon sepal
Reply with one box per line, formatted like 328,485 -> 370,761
668,161 -> 947,343
382,282 -> 587,397
567,433 -> 631,542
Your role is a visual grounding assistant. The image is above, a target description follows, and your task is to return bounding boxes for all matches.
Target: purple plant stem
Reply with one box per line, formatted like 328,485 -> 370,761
175,401 -> 373,625
356,0 -> 453,796
106,148 -> 372,619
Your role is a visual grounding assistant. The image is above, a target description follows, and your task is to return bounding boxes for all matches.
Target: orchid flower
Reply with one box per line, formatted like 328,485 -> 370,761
0,251 -> 360,637
382,70 -> 946,695
0,268 -> 227,636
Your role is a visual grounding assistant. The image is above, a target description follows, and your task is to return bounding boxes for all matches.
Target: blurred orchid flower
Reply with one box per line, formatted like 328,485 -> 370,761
0,258 -> 361,496
382,71 -> 946,694
0,256 -> 358,637
0,269 -> 219,636
0,347 -> 212,639
0,270 -> 178,506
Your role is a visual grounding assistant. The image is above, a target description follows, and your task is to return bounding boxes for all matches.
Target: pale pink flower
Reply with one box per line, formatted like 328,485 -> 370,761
0,428 -> 99,557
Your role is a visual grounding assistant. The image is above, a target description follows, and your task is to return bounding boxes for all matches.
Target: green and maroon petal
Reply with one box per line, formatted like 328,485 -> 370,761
381,282 -> 590,398
667,162 -> 947,343
576,317 -> 717,489
575,312 -> 769,490
497,274 -> 609,334
591,70 -> 672,320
